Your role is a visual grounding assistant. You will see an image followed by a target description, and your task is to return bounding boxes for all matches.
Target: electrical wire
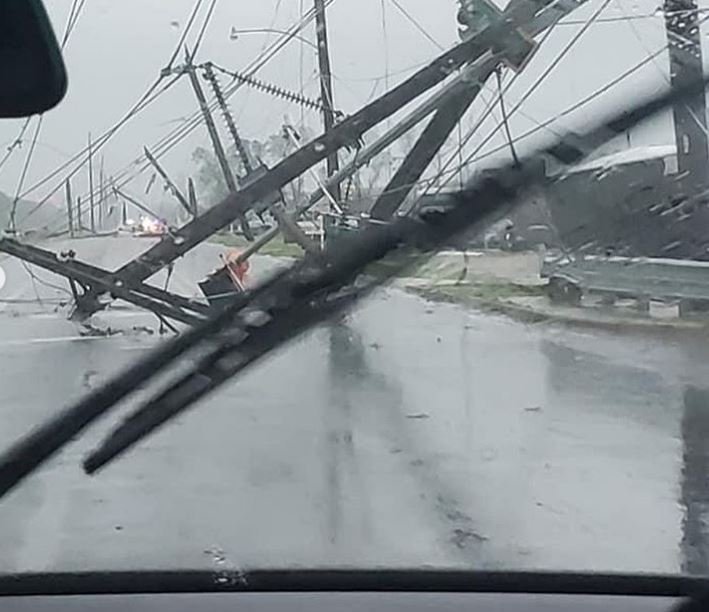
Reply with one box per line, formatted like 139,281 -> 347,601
386,0 -> 444,51
495,68 -> 520,167
0,118 -> 31,175
615,0 -> 708,138
42,1 -> 337,226
16,0 -> 213,215
435,43 -> 672,185
431,0 -> 613,192
190,0 -> 219,61
60,0 -> 80,48
0,67 -> 692,489
8,117 -> 44,232
0,0 -> 87,187
62,0 -> 87,47
167,0 -> 206,69
21,3 -> 335,237
17,76 -> 180,225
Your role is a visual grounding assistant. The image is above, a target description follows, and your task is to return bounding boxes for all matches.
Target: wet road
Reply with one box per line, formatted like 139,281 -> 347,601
0,236 -> 708,576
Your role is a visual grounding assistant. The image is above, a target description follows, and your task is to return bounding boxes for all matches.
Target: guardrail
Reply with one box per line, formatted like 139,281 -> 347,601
541,254 -> 709,315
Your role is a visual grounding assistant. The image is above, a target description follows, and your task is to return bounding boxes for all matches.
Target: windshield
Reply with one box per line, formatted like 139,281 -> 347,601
0,0 -> 708,579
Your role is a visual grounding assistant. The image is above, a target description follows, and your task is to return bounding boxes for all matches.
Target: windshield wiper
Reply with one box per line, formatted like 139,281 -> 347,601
0,75 -> 706,500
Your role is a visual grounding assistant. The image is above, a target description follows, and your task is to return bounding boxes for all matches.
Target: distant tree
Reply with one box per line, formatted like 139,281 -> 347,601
191,123 -> 318,209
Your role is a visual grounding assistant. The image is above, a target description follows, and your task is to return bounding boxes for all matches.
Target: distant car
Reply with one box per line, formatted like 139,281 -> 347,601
135,217 -> 168,237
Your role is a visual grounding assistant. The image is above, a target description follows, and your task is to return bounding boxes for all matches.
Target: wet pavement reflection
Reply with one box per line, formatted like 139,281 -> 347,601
0,239 -> 708,574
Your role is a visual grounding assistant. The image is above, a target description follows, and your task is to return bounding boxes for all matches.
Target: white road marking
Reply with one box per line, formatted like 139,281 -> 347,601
0,265 -> 5,291
0,335 -> 121,348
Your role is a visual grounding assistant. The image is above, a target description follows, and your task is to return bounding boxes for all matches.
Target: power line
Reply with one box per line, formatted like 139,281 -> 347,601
435,0 -> 613,189
17,76 -> 180,225
386,0 -> 444,51
24,2 -> 336,233
496,68 -> 520,167
0,118 -> 31,175
190,0 -> 219,61
8,116 -> 44,232
616,0 -> 709,138
168,0 -> 206,68
63,0 -> 88,46
0,0 -> 87,187
428,25 -> 560,193
16,0 -> 210,213
438,45 -> 671,183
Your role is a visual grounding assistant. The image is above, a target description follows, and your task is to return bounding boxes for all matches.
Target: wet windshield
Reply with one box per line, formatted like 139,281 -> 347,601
0,0 -> 708,578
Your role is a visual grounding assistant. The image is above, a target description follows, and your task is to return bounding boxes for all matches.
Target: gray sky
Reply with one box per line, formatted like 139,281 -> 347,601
0,0 -> 695,221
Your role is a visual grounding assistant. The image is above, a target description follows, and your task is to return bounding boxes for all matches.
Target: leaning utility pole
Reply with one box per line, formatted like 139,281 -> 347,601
204,63 -> 254,175
1,0 -> 576,323
98,156 -> 105,229
183,50 -> 254,239
664,0 -> 709,189
369,0 -> 535,221
314,0 -> 342,205
77,196 -> 83,230
144,146 -> 194,218
188,178 -> 199,217
65,179 -> 74,238
88,133 -> 96,233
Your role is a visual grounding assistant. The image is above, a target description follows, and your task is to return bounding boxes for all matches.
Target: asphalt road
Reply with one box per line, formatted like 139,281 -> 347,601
0,236 -> 708,576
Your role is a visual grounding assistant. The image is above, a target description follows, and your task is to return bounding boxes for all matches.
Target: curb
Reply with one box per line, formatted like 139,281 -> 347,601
408,284 -> 709,336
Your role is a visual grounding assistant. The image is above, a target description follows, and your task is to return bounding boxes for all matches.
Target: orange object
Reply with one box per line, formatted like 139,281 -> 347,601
224,249 -> 250,285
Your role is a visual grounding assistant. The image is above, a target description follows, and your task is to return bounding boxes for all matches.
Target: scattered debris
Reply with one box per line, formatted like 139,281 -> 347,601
79,324 -> 120,338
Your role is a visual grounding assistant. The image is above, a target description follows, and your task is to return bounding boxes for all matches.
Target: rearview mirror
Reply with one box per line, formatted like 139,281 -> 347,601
0,0 -> 67,118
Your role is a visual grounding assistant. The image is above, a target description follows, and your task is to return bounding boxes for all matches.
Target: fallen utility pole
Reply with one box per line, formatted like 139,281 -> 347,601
2,0 -> 565,323
106,7 -> 544,271
0,237 -> 209,325
235,0 -> 577,262
113,187 -> 163,222
144,146 -> 193,217
370,0 -> 536,221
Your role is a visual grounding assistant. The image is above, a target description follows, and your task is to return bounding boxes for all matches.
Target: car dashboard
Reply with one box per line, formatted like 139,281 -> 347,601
0,571 -> 706,612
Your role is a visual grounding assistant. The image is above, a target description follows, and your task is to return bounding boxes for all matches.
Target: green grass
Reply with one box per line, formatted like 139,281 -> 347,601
413,282 -> 545,303
210,233 -> 305,258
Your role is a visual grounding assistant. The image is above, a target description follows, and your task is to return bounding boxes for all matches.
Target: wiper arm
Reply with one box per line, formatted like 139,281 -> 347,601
0,75 -> 705,499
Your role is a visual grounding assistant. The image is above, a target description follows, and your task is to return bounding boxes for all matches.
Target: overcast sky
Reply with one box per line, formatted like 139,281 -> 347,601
0,0 -> 697,218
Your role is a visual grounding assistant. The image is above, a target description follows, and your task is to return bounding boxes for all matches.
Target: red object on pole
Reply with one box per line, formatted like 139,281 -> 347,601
224,250 -> 250,288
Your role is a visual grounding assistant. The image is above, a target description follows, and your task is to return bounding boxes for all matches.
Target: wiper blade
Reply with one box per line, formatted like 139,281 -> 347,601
0,75 -> 706,499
